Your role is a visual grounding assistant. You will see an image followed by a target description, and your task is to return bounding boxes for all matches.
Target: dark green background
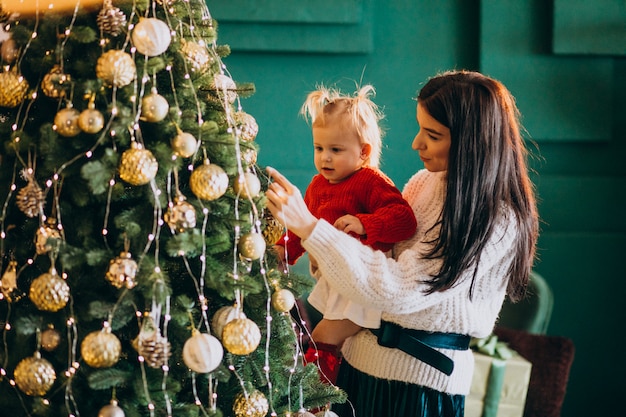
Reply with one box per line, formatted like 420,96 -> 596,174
210,1 -> 626,415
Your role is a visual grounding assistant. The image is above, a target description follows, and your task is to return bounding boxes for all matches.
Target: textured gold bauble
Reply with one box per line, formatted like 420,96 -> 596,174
41,326 -> 62,352
96,50 -> 136,87
262,211 -> 284,246
238,232 -> 266,261
29,269 -> 70,312
35,218 -> 62,255
211,305 -> 246,340
0,69 -> 29,108
0,260 -> 20,303
221,317 -> 261,356
81,328 -> 121,368
54,106 -> 81,137
234,172 -> 261,199
78,107 -> 105,134
140,90 -> 169,122
13,353 -> 56,396
211,73 -> 237,103
232,390 -> 269,417
132,17 -> 171,57
234,111 -> 259,142
164,195 -> 196,233
241,147 -> 257,167
41,65 -> 71,98
105,251 -> 138,289
171,131 -> 197,158
271,288 -> 296,313
189,161 -> 229,201
119,143 -> 158,186
180,39 -> 211,73
182,331 -> 224,373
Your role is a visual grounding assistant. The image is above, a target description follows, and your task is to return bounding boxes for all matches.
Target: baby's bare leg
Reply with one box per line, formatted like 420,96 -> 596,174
311,318 -> 362,347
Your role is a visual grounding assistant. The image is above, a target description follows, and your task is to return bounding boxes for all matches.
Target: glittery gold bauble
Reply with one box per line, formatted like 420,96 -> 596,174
96,49 -> 136,88
119,143 -> 158,185
81,328 -> 121,368
78,106 -> 105,134
54,106 -> 81,137
271,288 -> 296,313
189,160 -> 229,201
97,0 -> 127,37
238,232 -> 266,261
232,390 -> 269,417
164,195 -> 196,233
211,305 -> 246,340
234,111 -> 259,142
29,269 -> 70,312
13,352 -> 56,396
140,89 -> 169,122
180,39 -> 211,73
171,130 -> 197,158
0,68 -> 28,108
262,211 -> 284,246
35,217 -> 62,255
211,73 -> 237,103
98,400 -> 126,417
234,172 -> 261,199
0,260 -> 20,303
132,317 -> 171,369
41,326 -> 62,352
41,65 -> 71,98
241,147 -> 257,167
16,169 -> 44,218
105,251 -> 138,289
132,17 -> 171,57
182,330 -> 223,373
222,317 -> 261,356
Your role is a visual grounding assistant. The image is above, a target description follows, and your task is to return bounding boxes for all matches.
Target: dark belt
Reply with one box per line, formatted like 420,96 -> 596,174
370,321 -> 470,376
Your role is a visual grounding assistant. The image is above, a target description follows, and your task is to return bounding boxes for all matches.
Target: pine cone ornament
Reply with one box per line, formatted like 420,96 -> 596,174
16,170 -> 44,218
119,142 -> 158,185
221,317 -> 261,355
232,390 -> 269,417
29,268 -> 70,312
13,352 -> 56,396
97,0 -> 127,37
81,327 -> 121,368
0,68 -> 28,108
132,317 -> 171,369
189,160 -> 229,201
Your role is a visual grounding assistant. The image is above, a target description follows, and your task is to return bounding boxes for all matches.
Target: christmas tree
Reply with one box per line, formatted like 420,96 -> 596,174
0,1 -> 344,416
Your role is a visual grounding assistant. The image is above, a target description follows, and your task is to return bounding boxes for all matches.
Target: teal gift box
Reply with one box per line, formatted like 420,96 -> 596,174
466,336 -> 532,417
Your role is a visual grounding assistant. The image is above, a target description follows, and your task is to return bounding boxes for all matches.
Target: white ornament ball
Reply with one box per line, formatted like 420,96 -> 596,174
132,17 -> 172,57
98,400 -> 125,417
211,305 -> 246,340
233,172 -> 261,199
212,73 -> 237,103
315,410 -> 339,417
182,331 -> 224,373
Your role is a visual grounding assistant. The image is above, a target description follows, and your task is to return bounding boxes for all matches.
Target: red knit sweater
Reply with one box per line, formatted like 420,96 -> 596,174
277,167 -> 417,264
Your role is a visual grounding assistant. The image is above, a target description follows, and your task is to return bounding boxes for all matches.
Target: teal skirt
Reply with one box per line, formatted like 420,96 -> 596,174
332,360 -> 465,417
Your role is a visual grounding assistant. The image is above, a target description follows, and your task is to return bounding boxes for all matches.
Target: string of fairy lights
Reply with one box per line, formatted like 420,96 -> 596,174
0,1 -> 321,416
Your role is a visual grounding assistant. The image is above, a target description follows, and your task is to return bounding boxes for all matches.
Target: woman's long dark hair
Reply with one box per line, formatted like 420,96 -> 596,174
418,70 -> 538,302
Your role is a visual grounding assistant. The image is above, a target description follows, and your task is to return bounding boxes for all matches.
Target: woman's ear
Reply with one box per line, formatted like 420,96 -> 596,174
360,143 -> 372,160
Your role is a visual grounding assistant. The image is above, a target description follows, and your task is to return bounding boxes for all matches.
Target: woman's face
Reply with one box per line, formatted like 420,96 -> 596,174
412,103 -> 451,172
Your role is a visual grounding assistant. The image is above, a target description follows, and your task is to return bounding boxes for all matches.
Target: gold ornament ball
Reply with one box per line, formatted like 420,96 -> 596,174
35,218 -> 62,255
132,17 -> 171,57
241,147 -> 257,167
0,69 -> 28,108
233,390 -> 269,417
41,65 -> 71,98
182,331 -> 224,373
78,107 -> 105,134
234,111 -> 259,142
81,329 -> 122,368
211,305 -> 246,340
181,39 -> 211,72
315,410 -> 339,417
54,107 -> 81,137
29,269 -> 70,312
234,172 -> 261,199
221,317 -> 261,356
164,196 -> 196,233
1,260 -> 20,303
296,411 -> 316,417
98,400 -> 126,417
96,50 -> 136,88
41,326 -> 62,352
13,353 -> 56,396
189,161 -> 229,201
1,38 -> 19,64
262,212 -> 284,246
271,288 -> 296,313
238,232 -> 266,261
141,91 -> 169,122
171,131 -> 197,158
119,144 -> 158,186
105,251 -> 138,289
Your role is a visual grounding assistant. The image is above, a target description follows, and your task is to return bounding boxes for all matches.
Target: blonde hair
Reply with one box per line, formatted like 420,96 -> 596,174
300,84 -> 384,168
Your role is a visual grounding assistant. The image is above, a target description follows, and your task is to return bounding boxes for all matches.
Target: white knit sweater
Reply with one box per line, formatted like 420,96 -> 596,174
302,169 -> 518,395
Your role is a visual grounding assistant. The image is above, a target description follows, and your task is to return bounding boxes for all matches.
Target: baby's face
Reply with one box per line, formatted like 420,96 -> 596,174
312,122 -> 368,184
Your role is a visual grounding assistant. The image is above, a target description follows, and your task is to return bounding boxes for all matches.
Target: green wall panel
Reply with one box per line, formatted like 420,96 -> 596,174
553,0 -> 626,55
480,0 -> 613,142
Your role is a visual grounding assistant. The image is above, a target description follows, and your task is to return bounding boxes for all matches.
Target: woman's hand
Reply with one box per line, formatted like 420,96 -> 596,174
266,167 -> 318,240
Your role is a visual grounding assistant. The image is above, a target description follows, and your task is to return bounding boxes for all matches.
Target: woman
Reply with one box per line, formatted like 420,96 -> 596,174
266,70 -> 539,416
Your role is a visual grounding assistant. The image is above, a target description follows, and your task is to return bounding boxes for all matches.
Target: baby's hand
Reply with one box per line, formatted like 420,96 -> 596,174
334,214 -> 365,236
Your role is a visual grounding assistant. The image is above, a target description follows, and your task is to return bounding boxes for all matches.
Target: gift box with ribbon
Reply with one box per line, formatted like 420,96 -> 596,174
466,335 -> 532,417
